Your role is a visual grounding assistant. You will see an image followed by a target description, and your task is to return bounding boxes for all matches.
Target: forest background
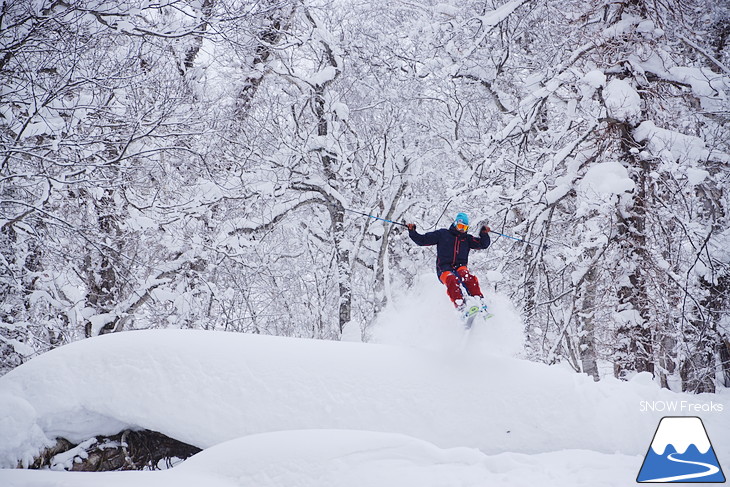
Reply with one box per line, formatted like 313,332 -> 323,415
1,0 -> 729,393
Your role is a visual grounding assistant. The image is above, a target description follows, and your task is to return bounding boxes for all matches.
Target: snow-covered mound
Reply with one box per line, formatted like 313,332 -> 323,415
1,281 -> 728,486
1,326 -> 727,475
174,430 -> 639,487
0,429 -> 641,487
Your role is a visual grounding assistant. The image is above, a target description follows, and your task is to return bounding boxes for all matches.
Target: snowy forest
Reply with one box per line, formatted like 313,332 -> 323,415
1,0 -> 729,393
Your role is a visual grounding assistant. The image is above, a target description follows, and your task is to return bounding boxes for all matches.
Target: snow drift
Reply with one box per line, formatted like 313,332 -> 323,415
0,429 -> 642,487
1,327 -> 727,471
0,282 -> 727,486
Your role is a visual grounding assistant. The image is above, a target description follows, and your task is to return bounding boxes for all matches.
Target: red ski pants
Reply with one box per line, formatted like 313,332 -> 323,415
439,266 -> 483,307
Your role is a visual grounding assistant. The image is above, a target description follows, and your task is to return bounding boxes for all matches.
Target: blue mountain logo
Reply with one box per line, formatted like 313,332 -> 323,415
637,416 -> 725,483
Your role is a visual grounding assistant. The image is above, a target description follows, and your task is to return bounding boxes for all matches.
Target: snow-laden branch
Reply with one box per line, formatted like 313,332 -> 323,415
680,35 -> 730,76
496,16 -> 645,142
87,253 -> 205,336
226,195 -> 329,236
457,0 -> 531,61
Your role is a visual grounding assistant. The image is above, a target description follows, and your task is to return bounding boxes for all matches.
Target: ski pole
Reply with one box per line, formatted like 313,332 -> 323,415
489,230 -> 547,250
345,208 -> 408,227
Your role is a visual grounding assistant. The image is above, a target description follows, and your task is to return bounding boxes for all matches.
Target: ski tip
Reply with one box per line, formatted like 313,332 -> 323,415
464,305 -> 480,317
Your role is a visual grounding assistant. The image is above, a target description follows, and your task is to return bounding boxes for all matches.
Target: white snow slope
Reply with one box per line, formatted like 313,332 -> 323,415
0,279 -> 728,486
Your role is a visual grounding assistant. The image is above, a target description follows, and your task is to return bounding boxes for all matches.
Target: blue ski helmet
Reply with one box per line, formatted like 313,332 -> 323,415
454,212 -> 469,226
454,212 -> 469,232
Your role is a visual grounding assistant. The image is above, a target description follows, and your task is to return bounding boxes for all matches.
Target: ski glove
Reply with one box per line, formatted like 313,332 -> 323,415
406,223 -> 416,231
480,225 -> 491,235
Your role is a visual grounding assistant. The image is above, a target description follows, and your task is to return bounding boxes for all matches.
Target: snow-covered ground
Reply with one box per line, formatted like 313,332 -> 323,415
0,277 -> 728,486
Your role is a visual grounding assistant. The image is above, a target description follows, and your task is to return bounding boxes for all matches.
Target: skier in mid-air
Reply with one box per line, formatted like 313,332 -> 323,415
405,212 -> 491,314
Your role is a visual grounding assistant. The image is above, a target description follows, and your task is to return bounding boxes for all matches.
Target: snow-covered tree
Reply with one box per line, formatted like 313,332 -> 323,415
2,0 -> 728,392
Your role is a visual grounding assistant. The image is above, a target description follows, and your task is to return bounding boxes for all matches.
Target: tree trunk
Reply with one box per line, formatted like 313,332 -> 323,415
577,265 -> 600,381
84,188 -> 123,337
680,273 -> 729,393
721,338 -> 730,389
330,203 -> 352,335
236,4 -> 293,116
613,124 -> 654,380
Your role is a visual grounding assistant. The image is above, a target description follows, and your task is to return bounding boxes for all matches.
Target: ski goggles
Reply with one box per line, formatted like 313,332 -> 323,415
455,221 -> 469,232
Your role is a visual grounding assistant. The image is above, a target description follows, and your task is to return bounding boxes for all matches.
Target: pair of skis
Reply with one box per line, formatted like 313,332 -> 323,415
459,298 -> 493,330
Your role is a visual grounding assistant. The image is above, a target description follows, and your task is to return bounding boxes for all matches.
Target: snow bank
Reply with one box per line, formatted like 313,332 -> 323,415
1,280 -> 728,485
0,430 -> 641,487
1,324 -> 728,473
178,430 -> 490,485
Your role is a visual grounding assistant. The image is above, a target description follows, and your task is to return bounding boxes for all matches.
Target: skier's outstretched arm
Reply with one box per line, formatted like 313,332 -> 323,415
405,223 -> 440,246
469,225 -> 491,249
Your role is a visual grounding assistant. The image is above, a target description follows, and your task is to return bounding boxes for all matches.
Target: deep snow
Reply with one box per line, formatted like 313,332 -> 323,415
0,431 -> 642,487
0,277 -> 727,486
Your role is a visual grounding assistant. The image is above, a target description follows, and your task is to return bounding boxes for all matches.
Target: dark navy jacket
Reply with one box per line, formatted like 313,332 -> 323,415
408,224 -> 490,276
